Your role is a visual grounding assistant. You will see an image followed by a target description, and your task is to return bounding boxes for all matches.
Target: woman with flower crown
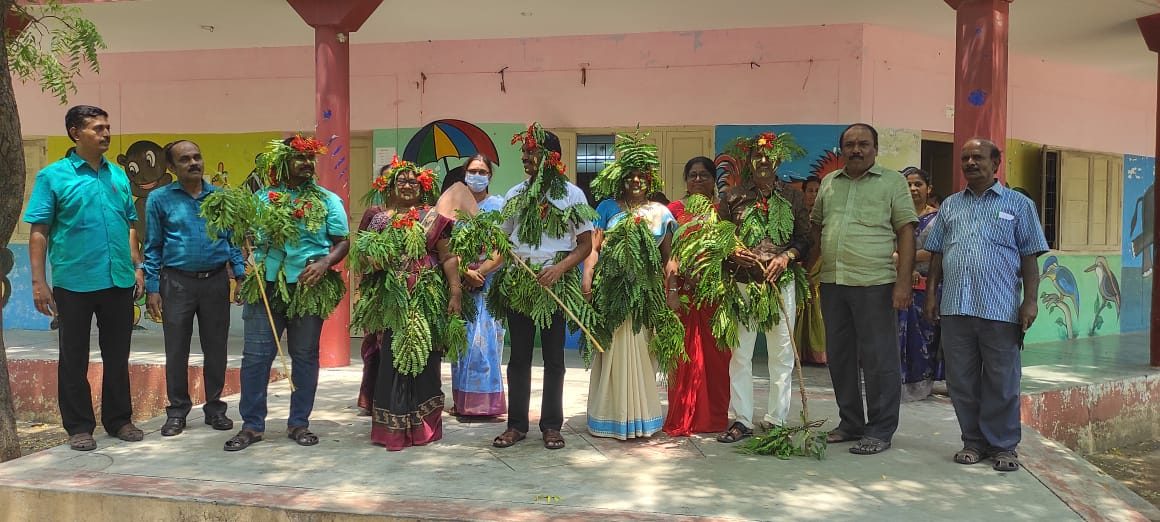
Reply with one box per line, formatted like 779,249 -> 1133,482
350,156 -> 464,451
580,131 -> 685,440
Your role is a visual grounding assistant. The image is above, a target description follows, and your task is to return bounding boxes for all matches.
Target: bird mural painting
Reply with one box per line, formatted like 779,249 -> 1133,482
1084,256 -> 1121,336
1040,256 -> 1080,340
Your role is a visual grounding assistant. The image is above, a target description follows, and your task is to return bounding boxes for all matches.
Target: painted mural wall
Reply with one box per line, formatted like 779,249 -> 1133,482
1121,155 -> 1155,334
714,125 -> 921,182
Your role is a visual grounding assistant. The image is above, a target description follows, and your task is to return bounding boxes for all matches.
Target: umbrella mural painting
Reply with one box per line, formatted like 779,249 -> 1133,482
402,119 -> 501,174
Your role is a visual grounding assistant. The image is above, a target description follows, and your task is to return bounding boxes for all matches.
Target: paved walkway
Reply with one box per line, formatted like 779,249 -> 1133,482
0,323 -> 1156,521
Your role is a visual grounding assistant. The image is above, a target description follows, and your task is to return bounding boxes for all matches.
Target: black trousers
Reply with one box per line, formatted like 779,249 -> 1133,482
505,312 -> 566,433
161,268 -> 231,419
820,283 -> 902,442
53,286 -> 135,436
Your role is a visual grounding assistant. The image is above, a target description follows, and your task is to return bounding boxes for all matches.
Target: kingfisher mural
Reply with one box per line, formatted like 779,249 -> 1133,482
1040,255 -> 1080,340
1084,255 -> 1121,336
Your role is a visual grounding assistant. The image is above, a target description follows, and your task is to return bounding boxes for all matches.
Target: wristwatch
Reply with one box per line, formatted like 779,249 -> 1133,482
785,250 -> 798,261
134,263 -> 145,270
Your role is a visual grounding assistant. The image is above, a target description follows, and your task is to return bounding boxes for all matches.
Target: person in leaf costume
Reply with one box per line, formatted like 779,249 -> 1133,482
662,156 -> 732,437
351,156 -> 463,451
581,131 -> 684,440
218,135 -> 351,452
715,131 -> 811,444
490,123 -> 597,451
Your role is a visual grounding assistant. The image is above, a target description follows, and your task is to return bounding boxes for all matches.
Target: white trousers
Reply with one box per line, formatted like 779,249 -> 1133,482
729,281 -> 796,428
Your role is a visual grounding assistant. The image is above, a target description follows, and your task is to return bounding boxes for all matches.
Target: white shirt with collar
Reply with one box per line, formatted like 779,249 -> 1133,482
503,179 -> 594,266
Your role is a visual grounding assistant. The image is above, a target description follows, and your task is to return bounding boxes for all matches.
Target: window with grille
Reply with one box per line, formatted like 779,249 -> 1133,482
575,134 -> 615,207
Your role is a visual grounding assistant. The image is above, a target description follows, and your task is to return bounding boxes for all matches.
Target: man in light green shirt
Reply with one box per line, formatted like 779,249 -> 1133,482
809,123 -> 917,456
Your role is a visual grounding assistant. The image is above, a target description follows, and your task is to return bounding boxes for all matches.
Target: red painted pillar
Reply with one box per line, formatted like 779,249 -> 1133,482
945,0 -> 1011,192
1136,14 -> 1160,368
289,0 -> 382,367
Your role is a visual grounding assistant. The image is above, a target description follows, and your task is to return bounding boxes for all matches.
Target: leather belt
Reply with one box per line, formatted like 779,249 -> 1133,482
164,265 -> 226,279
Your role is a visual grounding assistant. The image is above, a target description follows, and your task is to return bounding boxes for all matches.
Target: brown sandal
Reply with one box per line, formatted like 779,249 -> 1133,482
954,446 -> 985,465
288,426 -> 319,447
115,423 -> 144,442
68,433 -> 96,451
543,429 -> 565,450
492,428 -> 526,448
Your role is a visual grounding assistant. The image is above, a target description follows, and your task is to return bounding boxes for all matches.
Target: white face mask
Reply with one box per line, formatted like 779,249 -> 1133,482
464,173 -> 490,193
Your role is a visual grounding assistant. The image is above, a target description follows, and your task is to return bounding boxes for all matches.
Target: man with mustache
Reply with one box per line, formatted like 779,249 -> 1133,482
23,105 -> 146,451
224,135 -> 350,452
923,138 -> 1048,472
143,140 -> 245,437
715,132 -> 811,444
809,123 -> 917,455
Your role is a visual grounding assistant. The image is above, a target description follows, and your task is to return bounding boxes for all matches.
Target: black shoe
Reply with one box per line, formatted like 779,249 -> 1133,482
205,415 -> 234,431
160,417 -> 186,437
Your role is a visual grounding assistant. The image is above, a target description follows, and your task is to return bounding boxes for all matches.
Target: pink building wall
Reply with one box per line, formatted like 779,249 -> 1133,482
13,24 -> 1155,155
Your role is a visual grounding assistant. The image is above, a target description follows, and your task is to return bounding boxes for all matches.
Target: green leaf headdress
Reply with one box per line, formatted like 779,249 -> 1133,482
254,134 -> 327,186
722,131 -> 806,180
589,130 -> 662,202
363,155 -> 440,207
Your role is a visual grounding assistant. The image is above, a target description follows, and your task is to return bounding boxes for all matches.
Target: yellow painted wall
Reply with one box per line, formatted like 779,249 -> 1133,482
1005,138 -> 1043,202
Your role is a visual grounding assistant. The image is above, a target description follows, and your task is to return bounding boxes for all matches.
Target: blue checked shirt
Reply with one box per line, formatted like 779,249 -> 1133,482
143,181 -> 245,293
924,182 -> 1049,324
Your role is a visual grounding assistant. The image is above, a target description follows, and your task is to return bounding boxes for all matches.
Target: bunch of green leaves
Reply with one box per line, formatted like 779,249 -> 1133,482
287,269 -> 346,320
672,194 -> 739,345
6,0 -> 106,104
449,210 -> 513,268
737,193 -> 795,248
444,316 -> 468,363
500,179 -> 595,249
391,307 -> 432,376
486,255 -> 601,365
589,131 -> 662,202
737,415 -> 827,460
591,215 -> 687,372
201,186 -> 260,245
267,185 -> 329,234
348,216 -> 426,275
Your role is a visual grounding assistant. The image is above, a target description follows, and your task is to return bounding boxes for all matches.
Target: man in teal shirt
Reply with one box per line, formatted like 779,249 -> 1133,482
23,105 -> 146,451
809,123 -> 917,456
224,136 -> 350,452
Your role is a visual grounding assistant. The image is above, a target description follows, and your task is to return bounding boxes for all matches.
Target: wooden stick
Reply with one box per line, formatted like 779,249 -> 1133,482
508,254 -> 604,353
759,259 -> 809,421
244,240 -> 295,392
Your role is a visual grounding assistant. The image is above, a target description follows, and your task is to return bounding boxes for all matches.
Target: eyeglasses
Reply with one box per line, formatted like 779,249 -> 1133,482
396,179 -> 420,186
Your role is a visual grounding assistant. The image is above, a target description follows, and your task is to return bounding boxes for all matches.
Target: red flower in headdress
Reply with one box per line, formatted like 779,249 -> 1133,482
417,170 -> 435,192
289,134 -> 327,155
268,191 -> 281,202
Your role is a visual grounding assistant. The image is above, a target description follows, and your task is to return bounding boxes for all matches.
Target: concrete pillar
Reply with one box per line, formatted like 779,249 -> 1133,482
1135,13 -> 1160,368
287,0 -> 382,367
945,0 -> 1011,191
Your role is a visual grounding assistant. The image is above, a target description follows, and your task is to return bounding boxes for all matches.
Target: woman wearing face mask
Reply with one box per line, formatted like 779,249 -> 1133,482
449,154 -> 508,417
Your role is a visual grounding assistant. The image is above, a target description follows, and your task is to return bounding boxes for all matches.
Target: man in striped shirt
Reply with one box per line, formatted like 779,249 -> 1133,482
924,138 -> 1049,473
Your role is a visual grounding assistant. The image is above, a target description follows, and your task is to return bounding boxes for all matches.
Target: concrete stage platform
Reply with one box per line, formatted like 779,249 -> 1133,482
1,325 -> 1158,521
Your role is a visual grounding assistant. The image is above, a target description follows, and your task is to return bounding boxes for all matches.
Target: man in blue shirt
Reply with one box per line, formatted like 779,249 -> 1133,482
23,105 -> 145,451
224,136 -> 350,452
924,138 -> 1049,473
144,140 -> 245,437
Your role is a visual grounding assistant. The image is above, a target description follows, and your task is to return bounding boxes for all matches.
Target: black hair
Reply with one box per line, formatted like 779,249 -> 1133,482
683,156 -> 715,181
163,140 -> 198,165
801,175 -> 821,190
461,154 -> 493,174
900,166 -> 932,185
648,191 -> 670,205
64,105 -> 109,142
838,123 -> 879,149
441,165 -> 465,193
541,130 -> 562,155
